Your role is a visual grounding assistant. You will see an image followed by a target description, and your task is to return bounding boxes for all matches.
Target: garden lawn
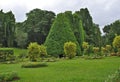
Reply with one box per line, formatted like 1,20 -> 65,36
0,57 -> 120,82
13,48 -> 27,56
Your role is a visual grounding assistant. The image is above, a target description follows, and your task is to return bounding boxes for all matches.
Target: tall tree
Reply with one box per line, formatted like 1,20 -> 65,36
72,14 -> 85,50
74,8 -> 101,46
4,11 -> 15,47
0,10 -> 4,46
0,10 -> 15,47
45,13 -> 81,56
24,8 -> 55,44
64,11 -> 85,51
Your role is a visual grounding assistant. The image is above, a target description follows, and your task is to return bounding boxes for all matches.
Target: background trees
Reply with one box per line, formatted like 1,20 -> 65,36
0,10 -> 15,47
14,9 -> 56,48
2,8 -> 120,57
74,8 -> 101,46
103,20 -> 120,45
24,9 -> 55,44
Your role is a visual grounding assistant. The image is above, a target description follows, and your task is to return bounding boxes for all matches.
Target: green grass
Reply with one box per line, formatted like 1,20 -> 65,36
13,48 -> 27,56
0,56 -> 120,82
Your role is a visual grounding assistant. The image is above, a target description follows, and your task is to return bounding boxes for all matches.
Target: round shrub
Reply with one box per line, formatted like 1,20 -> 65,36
64,41 -> 77,59
21,62 -> 48,68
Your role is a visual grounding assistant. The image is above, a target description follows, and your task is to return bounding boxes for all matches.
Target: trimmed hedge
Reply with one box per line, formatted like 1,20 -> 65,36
0,71 -> 19,81
0,48 -> 14,62
21,62 -> 48,68
45,13 -> 81,57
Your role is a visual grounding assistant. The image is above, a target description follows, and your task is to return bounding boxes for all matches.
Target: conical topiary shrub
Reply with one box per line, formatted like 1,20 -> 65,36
44,13 -> 81,57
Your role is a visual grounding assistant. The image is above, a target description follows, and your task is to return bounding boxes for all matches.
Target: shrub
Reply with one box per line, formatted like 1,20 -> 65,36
17,52 -> 28,62
44,13 -> 81,57
116,48 -> 120,56
106,45 -> 112,52
110,53 -> 117,56
18,52 -> 27,59
82,42 -> 90,56
0,48 -> 14,62
102,47 -> 107,56
105,45 -> 112,56
64,41 -> 77,59
93,47 -> 99,57
21,62 -> 48,68
39,45 -> 47,58
27,42 -> 40,61
113,35 -> 120,49
82,42 -> 89,49
0,71 -> 19,81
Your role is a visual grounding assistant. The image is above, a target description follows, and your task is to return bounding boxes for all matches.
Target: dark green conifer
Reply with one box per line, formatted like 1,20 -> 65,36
45,13 -> 81,56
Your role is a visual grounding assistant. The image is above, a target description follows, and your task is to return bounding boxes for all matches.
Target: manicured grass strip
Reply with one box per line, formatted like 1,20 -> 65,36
0,57 -> 120,82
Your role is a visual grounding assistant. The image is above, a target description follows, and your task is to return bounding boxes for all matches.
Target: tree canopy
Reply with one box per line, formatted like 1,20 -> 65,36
0,10 -> 15,47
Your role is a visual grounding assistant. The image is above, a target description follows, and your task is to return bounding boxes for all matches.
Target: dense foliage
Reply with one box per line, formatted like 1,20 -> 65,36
15,9 -> 55,48
44,13 -> 81,56
0,71 -> 19,82
113,35 -> 120,48
39,45 -> 47,58
27,42 -> 47,61
0,8 -> 102,49
74,8 -> 101,46
0,48 -> 15,62
0,10 -> 15,47
27,42 -> 40,61
0,8 -> 120,59
103,20 -> 120,45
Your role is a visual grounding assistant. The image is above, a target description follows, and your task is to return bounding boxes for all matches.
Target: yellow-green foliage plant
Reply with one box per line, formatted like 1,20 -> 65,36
102,47 -> 107,56
113,35 -> 120,48
39,45 -> 47,58
82,42 -> 89,55
28,42 -> 40,61
93,47 -> 99,56
64,41 -> 77,59
113,35 -> 120,54
106,45 -> 112,55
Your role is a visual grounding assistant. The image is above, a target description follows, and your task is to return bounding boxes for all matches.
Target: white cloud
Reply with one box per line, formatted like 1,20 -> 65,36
0,0 -> 120,28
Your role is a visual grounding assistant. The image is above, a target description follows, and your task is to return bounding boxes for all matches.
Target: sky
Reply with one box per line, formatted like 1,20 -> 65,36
0,0 -> 120,32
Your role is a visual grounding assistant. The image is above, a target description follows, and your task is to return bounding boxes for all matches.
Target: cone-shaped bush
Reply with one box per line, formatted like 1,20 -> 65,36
44,13 -> 81,57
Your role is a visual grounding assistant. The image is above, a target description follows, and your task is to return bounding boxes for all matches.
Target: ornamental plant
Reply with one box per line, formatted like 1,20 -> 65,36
64,41 -> 77,59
